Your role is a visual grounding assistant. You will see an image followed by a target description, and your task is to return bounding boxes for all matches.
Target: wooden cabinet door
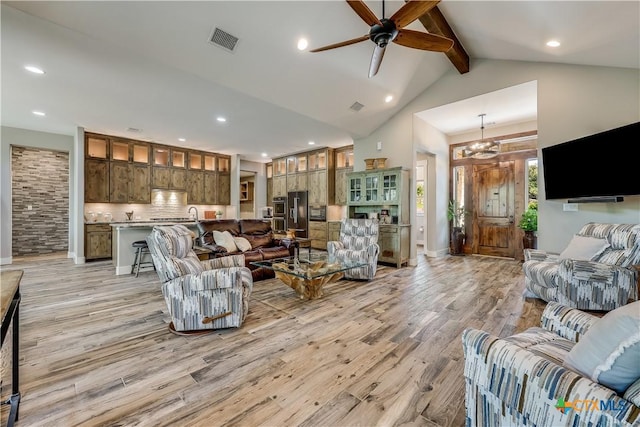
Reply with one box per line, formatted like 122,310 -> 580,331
472,162 -> 515,258
85,225 -> 112,259
216,173 -> 231,205
308,170 -> 327,205
109,162 -> 129,203
378,226 -> 398,264
85,159 -> 109,203
273,176 -> 286,197
335,168 -> 351,205
309,221 -> 327,249
152,167 -> 171,189
130,164 -> 151,203
266,177 -> 273,205
203,172 -> 217,205
188,171 -> 204,204
328,222 -> 341,242
171,169 -> 187,190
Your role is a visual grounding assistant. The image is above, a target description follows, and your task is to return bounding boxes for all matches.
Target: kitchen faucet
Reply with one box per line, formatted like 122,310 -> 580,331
188,206 -> 199,221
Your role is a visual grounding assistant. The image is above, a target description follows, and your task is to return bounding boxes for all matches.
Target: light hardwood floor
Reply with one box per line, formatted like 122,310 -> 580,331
1,253 -> 546,426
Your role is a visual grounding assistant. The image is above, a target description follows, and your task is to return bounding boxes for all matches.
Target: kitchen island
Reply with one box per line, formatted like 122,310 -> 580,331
110,220 -> 198,275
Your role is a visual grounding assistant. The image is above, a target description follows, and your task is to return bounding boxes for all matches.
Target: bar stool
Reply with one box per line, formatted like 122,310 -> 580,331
131,240 -> 154,277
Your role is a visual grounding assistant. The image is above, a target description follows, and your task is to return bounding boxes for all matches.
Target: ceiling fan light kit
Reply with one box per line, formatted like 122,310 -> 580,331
310,0 -> 454,77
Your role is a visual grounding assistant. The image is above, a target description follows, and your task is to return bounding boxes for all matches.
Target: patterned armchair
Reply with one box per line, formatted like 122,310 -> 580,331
327,218 -> 380,280
146,224 -> 253,332
463,302 -> 640,427
523,223 -> 640,311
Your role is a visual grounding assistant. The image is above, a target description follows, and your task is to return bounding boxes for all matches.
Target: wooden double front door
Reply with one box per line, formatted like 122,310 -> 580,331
472,162 -> 515,258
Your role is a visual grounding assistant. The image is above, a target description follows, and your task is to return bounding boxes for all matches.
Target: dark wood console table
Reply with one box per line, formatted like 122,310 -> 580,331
1,270 -> 22,427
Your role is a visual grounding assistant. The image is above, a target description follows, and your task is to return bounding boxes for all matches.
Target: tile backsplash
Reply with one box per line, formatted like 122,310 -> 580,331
85,190 -> 228,222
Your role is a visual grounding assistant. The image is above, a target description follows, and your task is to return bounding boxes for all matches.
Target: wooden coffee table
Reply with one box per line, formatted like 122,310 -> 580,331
251,254 -> 366,300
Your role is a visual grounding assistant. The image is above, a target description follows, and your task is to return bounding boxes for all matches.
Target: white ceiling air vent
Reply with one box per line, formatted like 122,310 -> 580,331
350,102 -> 365,112
209,27 -> 239,52
127,127 -> 142,133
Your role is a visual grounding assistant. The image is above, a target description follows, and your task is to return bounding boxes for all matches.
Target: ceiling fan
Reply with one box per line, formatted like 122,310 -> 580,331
310,0 -> 454,78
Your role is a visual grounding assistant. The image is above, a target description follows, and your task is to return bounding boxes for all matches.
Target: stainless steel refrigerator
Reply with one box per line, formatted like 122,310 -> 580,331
287,191 -> 308,238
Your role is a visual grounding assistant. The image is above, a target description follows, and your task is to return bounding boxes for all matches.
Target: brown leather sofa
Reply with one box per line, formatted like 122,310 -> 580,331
196,219 -> 297,281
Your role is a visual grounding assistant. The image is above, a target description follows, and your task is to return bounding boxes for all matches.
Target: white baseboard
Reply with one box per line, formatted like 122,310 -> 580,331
408,258 -> 417,266
67,251 -> 74,259
116,265 -> 132,275
0,257 -> 13,265
74,256 -> 86,264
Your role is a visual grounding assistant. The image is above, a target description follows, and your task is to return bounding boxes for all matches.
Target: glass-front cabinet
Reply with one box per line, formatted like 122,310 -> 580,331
204,154 -> 216,171
110,140 -> 129,162
217,156 -> 230,173
365,174 -> 379,202
153,147 -> 170,167
172,150 -> 186,168
348,176 -> 362,203
381,172 -> 398,202
308,150 -> 327,170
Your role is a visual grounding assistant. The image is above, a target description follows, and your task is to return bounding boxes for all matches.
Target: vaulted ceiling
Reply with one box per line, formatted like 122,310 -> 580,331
2,1 -> 638,162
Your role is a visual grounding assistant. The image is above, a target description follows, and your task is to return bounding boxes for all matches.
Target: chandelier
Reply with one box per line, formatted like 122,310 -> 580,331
464,114 -> 499,159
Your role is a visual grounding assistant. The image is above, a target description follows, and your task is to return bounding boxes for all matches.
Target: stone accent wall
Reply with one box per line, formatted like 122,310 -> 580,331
12,146 -> 69,256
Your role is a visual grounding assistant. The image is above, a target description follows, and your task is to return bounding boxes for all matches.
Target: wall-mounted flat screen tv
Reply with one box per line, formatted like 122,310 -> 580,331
542,122 -> 640,200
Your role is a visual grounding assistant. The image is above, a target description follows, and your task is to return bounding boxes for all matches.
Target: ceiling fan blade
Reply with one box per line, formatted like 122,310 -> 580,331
309,35 -> 369,53
347,0 -> 382,26
368,45 -> 386,78
390,0 -> 440,28
394,29 -> 454,52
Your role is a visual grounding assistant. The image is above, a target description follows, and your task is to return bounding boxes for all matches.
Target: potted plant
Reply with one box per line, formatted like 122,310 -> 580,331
518,207 -> 538,249
216,210 -> 223,219
447,200 -> 468,255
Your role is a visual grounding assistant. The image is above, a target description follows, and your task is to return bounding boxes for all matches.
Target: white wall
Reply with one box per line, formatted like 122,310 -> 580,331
354,59 -> 640,256
1,126 -> 76,264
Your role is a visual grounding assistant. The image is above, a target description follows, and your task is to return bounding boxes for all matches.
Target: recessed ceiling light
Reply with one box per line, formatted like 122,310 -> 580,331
384,95 -> 393,103
216,116 -> 227,123
261,153 -> 268,157
32,110 -> 46,116
308,141 -> 315,145
546,40 -> 560,48
297,38 -> 308,51
25,65 -> 45,74
178,138 -> 186,142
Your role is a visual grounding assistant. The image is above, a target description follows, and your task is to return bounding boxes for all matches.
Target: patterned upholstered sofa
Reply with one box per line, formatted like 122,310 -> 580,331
523,223 -> 640,311
327,218 -> 380,280
146,224 -> 253,332
196,219 -> 297,281
463,302 -> 640,427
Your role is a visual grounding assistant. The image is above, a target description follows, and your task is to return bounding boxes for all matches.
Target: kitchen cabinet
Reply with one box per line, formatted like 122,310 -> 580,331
86,134 -> 109,159
273,175 -> 287,198
287,172 -> 307,192
189,152 -> 202,170
308,170 -> 327,206
335,168 -> 351,205
347,167 -> 410,267
266,163 -> 273,205
188,171 -> 204,204
273,158 -> 286,176
152,167 -> 171,189
334,145 -> 353,206
309,221 -> 328,250
216,173 -> 231,205
111,163 -> 150,203
203,172 -> 217,205
328,221 -> 341,243
110,162 -> 130,203
85,223 -> 112,260
171,168 -> 187,190
129,164 -> 151,203
85,159 -> 110,203
84,132 -> 229,205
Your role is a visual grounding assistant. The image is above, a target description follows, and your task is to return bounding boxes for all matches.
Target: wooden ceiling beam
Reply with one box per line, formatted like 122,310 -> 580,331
417,6 -> 470,74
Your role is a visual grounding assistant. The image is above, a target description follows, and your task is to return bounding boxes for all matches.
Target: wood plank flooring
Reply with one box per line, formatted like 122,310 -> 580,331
0,253 -> 546,426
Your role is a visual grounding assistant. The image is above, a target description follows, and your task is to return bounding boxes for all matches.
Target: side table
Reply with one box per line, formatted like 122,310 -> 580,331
1,270 -> 22,427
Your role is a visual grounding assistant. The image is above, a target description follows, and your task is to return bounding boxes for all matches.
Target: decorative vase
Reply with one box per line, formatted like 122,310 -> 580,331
364,158 -> 376,170
451,227 -> 466,255
522,230 -> 537,250
375,158 -> 387,169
